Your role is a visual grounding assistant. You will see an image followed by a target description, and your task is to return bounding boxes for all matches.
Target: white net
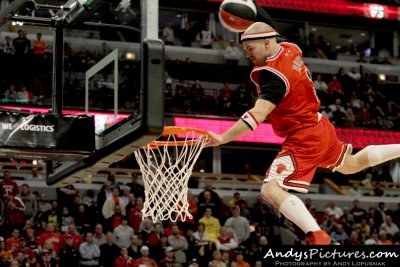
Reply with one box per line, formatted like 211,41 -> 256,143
134,127 -> 210,222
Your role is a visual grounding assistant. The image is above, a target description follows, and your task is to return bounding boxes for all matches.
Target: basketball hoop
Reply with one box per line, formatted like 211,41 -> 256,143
134,126 -> 210,222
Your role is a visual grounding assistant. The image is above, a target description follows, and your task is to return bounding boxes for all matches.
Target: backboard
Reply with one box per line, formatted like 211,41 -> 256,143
0,1 -> 165,186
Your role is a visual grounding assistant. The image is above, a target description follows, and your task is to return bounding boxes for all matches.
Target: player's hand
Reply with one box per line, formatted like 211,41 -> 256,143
206,131 -> 224,147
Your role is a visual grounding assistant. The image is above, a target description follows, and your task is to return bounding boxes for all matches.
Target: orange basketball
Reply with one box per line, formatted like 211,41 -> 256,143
219,0 -> 257,32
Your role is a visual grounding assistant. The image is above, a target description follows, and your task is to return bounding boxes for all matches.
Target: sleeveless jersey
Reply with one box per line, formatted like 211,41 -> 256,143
250,42 -> 320,137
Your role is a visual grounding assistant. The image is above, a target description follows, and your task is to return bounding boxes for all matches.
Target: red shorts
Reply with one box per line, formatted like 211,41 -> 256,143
264,115 -> 352,193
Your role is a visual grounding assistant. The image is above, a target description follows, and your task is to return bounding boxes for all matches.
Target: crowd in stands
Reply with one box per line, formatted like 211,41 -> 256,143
1,27 -> 399,132
0,166 -> 400,266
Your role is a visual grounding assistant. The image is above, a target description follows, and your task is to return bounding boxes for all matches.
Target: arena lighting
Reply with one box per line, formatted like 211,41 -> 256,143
208,0 -> 400,21
125,52 -> 136,60
173,117 -> 400,149
378,73 -> 386,81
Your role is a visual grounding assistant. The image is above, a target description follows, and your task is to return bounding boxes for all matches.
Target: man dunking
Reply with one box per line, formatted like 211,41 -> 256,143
207,21 -> 400,245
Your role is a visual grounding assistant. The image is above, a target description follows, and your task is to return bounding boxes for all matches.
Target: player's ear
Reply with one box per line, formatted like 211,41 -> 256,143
264,39 -> 270,48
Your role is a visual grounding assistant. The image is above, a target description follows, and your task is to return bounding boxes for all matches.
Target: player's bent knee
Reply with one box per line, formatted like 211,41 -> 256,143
261,181 -> 281,206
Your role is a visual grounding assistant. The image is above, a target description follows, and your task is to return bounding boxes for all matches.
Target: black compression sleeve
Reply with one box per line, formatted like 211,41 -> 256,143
253,0 -> 277,30
258,70 -> 286,105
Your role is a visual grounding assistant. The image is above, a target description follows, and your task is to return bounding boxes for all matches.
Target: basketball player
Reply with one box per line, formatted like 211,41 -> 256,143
207,21 -> 400,245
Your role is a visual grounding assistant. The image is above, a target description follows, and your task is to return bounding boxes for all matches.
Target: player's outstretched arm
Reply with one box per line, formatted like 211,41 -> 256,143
207,99 -> 274,147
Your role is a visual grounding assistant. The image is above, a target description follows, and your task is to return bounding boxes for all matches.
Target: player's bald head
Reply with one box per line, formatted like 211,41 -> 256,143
245,22 -> 274,35
240,22 -> 278,43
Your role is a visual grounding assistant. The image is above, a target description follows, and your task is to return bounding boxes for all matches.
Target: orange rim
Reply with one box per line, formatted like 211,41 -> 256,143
146,126 -> 210,148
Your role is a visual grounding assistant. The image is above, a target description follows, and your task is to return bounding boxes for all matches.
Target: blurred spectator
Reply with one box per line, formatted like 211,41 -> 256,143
13,30 -> 30,56
227,192 -> 241,208
330,224 -> 349,245
73,204 -> 92,234
378,230 -> 393,245
37,223 -> 61,254
56,184 -> 77,214
99,231 -> 120,267
102,187 -> 125,221
79,232 -> 100,267
180,21 -> 195,47
372,182 -> 384,197
5,228 -> 20,251
148,222 -> 164,248
36,249 -> 58,267
124,193 -> 136,216
198,23 -> 215,49
347,67 -> 361,81
168,225 -> 188,265
126,174 -> 145,200
16,183 -> 37,223
92,223 -> 106,247
224,206 -> 250,242
216,226 -> 237,261
0,170 -> 19,201
37,193 -> 51,215
327,75 -> 343,94
33,33 -> 46,55
235,251 -> 250,267
115,246 -> 136,267
3,84 -> 18,102
60,207 -> 74,233
208,250 -> 225,267
374,202 -> 390,227
96,180 -> 113,211
158,246 -> 180,267
355,101 -> 372,127
128,196 -> 144,233
344,107 -> 356,127
347,183 -> 363,197
59,234 -> 80,267
163,20 -> 175,46
60,223 -> 82,249
324,202 -> 344,220
349,199 -> 367,224
127,235 -> 142,259
376,165 -> 393,183
217,82 -> 233,114
0,236 -> 13,263
17,83 -> 33,103
114,216 -> 134,248
41,200 -> 60,228
135,245 -> 157,267
190,79 -> 205,113
224,40 -> 242,67
379,215 -> 399,238
3,193 -> 25,231
2,36 -> 15,55
199,208 -> 220,243
314,74 -> 328,93
120,185 -> 131,209
231,83 -> 253,116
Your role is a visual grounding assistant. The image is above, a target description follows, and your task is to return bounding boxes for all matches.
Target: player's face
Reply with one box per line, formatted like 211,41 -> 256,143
242,39 -> 267,66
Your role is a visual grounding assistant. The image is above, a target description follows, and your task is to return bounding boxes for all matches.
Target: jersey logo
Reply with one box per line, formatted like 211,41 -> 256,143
276,163 -> 287,174
292,55 -> 304,73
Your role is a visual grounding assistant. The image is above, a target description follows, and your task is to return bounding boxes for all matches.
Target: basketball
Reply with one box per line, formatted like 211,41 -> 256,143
219,0 -> 257,33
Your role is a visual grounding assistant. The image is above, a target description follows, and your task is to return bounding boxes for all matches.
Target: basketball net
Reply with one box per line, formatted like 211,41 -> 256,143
134,127 -> 210,222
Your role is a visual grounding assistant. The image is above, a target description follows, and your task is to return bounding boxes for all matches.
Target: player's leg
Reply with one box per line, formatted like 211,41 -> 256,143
336,144 -> 400,175
262,154 -> 331,245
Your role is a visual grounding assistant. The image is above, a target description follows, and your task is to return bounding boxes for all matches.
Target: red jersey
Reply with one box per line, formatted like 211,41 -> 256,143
250,42 -> 320,137
0,180 -> 19,199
